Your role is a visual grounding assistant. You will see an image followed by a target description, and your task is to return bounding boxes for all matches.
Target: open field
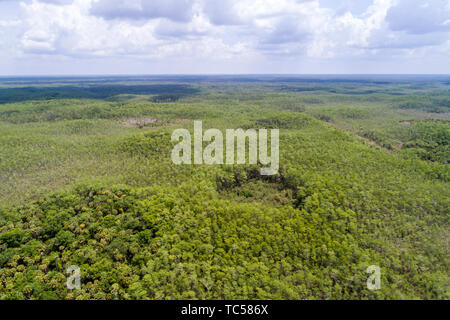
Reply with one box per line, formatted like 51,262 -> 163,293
0,75 -> 449,299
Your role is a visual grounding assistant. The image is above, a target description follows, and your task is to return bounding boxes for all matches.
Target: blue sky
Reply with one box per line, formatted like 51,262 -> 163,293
0,0 -> 449,75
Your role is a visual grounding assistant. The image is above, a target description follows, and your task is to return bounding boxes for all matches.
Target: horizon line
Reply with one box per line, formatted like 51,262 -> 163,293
1,73 -> 450,77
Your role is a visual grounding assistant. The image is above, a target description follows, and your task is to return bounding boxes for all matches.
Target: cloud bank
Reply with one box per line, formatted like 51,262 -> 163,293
0,0 -> 449,74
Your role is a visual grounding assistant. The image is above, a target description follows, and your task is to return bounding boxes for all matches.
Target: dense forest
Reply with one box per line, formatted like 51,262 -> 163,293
0,76 -> 448,299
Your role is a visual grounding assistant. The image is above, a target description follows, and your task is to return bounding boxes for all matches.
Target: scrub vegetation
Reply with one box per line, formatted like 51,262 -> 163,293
0,75 -> 448,299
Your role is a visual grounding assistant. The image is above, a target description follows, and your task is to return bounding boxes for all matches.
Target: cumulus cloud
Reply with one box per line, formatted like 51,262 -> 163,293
90,0 -> 196,23
358,0 -> 450,51
38,0 -> 74,4
0,20 -> 21,27
386,0 -> 450,34
16,0 -> 247,61
1,0 -> 448,73
202,0 -> 241,26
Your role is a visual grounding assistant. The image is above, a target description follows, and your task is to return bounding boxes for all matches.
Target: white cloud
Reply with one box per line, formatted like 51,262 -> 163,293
0,20 -> 21,27
386,0 -> 450,34
1,0 -> 448,73
89,0 -> 196,22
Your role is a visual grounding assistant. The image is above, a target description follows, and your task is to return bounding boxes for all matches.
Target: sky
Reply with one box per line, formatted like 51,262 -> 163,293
0,0 -> 449,75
